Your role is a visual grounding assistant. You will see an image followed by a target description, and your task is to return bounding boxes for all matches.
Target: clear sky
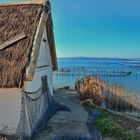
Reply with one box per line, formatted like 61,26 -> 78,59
1,0 -> 140,58
50,0 -> 140,58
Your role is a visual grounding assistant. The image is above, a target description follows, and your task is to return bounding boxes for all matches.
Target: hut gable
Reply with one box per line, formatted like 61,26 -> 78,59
0,1 -> 57,88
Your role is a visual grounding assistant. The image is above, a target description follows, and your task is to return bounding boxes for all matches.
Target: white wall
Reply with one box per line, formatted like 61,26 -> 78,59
0,89 -> 21,135
24,25 -> 53,95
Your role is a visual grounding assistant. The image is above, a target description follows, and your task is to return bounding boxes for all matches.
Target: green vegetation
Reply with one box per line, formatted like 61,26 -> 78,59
85,104 -> 139,140
96,116 -> 135,140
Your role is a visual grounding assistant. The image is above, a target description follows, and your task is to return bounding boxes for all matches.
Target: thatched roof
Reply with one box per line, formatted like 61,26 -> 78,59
0,1 -> 57,88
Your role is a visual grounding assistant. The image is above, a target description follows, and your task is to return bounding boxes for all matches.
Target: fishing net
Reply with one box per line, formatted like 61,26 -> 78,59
16,75 -> 54,137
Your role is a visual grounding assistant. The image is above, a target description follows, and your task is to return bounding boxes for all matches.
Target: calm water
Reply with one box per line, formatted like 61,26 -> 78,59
53,58 -> 140,96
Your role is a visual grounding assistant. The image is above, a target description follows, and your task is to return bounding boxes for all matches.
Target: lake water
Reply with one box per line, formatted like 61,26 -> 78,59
53,58 -> 140,97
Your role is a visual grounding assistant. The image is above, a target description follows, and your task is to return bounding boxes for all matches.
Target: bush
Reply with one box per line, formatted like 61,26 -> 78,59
75,76 -> 105,105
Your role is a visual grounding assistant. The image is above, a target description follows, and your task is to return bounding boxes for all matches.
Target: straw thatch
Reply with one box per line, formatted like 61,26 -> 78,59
0,4 -> 43,88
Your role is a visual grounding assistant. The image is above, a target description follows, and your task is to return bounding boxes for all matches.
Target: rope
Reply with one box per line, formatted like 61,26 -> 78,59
36,64 -> 52,69
22,75 -> 49,101
23,87 -> 41,95
26,91 -> 45,102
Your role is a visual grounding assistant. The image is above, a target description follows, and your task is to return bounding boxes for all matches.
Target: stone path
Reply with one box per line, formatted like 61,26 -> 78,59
33,89 -> 92,140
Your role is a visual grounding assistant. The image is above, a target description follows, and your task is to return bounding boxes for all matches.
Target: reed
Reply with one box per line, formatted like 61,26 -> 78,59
75,76 -> 105,105
106,85 -> 139,112
106,86 -> 125,111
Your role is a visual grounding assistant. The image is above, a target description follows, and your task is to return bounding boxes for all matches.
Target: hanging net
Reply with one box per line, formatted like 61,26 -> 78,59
16,75 -> 54,137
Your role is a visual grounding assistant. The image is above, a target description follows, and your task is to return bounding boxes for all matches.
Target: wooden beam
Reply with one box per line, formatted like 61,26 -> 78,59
0,33 -> 27,51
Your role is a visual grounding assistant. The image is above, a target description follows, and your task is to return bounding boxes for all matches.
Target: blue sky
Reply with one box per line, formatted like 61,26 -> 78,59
1,0 -> 140,58
51,0 -> 140,58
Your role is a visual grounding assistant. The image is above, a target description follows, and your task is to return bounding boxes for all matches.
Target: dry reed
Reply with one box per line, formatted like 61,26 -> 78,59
75,76 -> 105,105
106,85 -> 138,112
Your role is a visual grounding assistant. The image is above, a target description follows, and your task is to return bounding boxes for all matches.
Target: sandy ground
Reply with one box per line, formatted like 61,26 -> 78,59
0,89 -> 21,135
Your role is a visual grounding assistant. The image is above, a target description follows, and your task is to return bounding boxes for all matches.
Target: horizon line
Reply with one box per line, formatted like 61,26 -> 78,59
57,56 -> 140,59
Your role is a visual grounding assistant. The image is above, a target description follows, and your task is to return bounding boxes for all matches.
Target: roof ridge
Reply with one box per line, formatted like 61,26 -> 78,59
0,1 -> 46,6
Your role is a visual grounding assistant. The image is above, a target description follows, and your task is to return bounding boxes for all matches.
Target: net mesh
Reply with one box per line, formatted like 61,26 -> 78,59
16,75 -> 53,137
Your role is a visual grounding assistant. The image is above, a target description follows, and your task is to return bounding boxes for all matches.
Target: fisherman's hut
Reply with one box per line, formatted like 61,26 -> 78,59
0,0 -> 57,138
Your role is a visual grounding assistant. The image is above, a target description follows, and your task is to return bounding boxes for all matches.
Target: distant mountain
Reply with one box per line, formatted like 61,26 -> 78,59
57,57 -> 138,61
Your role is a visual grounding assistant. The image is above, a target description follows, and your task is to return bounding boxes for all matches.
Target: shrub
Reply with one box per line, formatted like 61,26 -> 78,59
75,76 -> 105,105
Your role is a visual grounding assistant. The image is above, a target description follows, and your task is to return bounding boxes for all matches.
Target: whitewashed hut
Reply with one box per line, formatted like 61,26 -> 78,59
0,0 -> 57,138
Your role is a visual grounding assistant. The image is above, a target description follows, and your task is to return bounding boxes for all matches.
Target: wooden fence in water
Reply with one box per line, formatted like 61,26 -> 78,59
105,85 -> 140,113
54,67 -> 132,79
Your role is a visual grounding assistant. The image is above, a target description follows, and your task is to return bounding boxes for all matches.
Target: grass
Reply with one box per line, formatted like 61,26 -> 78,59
85,104 -> 139,140
96,116 -> 135,140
